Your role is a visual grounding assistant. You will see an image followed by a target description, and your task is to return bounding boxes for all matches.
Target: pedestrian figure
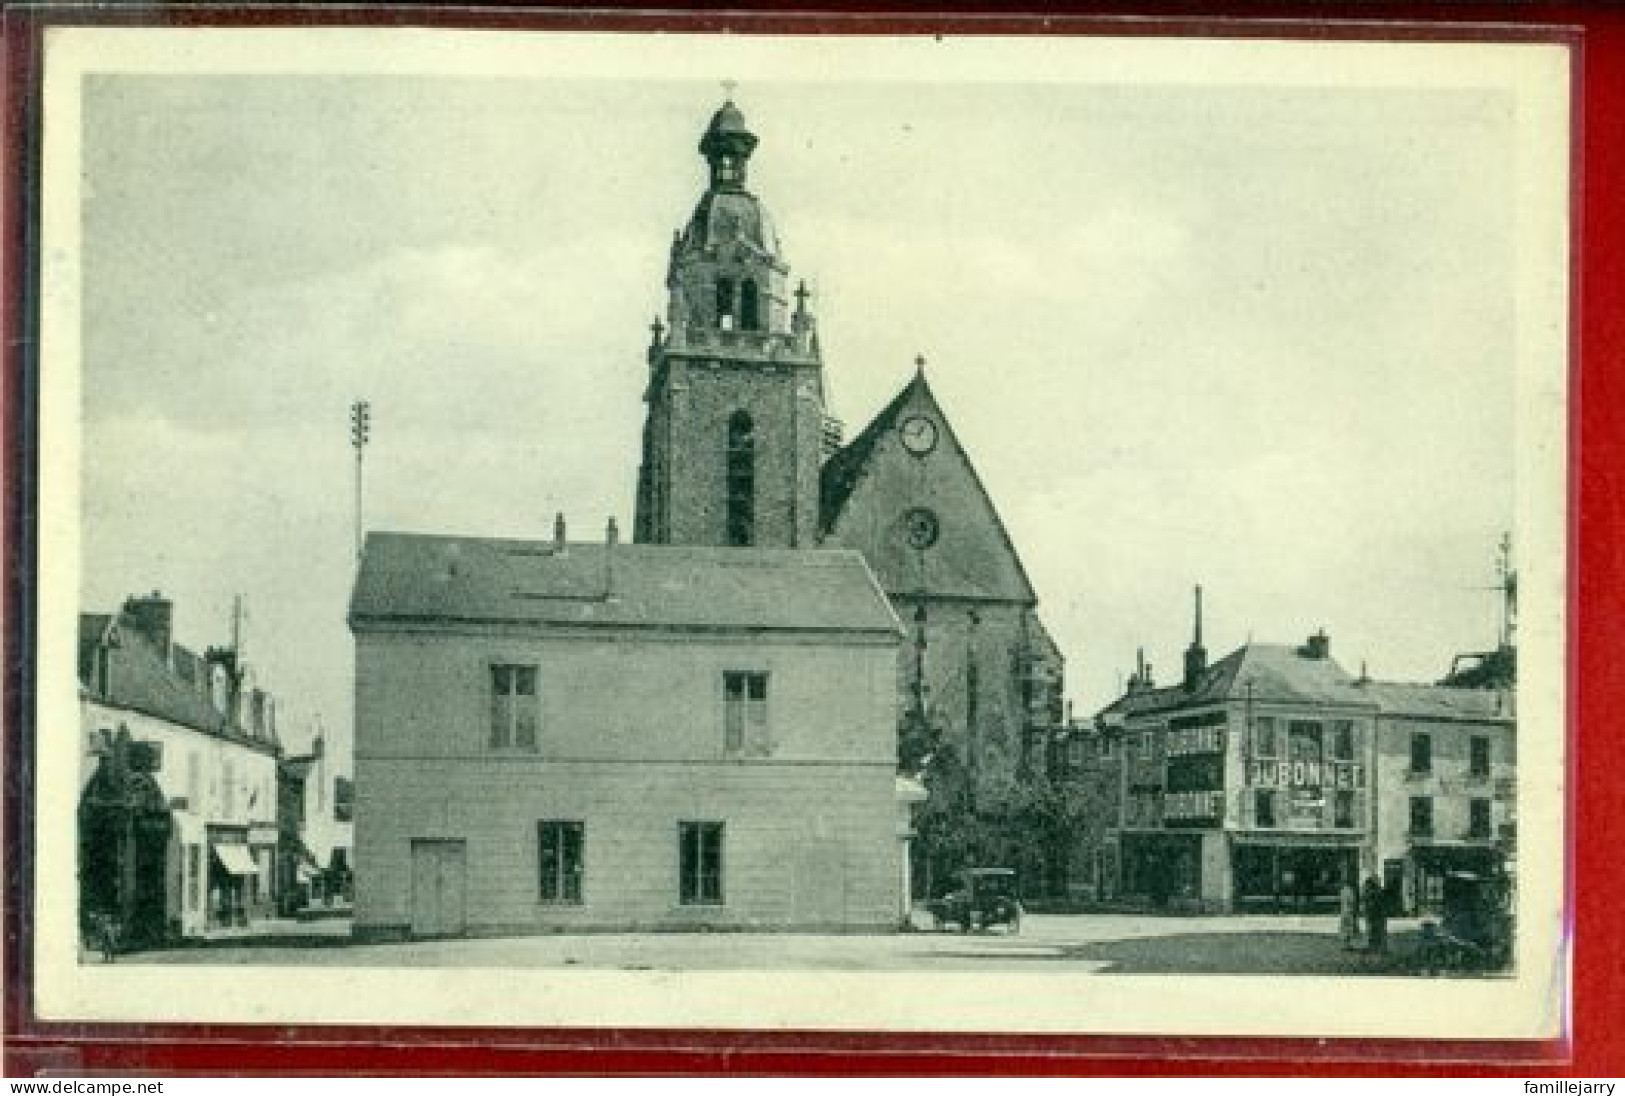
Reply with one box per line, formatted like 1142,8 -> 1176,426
1362,876 -> 1388,955
1338,877 -> 1361,950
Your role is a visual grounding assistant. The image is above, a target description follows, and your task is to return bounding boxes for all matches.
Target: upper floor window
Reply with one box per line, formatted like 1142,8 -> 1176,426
1331,720 -> 1354,761
725,411 -> 755,547
1410,732 -> 1432,775
1470,736 -> 1491,778
1410,795 -> 1434,837
538,820 -> 584,904
222,758 -> 235,817
739,279 -> 760,331
1468,797 -> 1492,839
1253,716 -> 1279,758
490,664 -> 540,750
1334,789 -> 1356,829
1254,789 -> 1277,829
723,671 -> 769,755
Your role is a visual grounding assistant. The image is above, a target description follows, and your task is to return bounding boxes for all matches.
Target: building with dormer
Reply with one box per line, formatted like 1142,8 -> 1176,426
1092,591 -> 1515,914
78,592 -> 284,942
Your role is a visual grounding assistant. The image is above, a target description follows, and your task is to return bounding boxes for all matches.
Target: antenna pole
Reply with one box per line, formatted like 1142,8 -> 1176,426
350,399 -> 371,563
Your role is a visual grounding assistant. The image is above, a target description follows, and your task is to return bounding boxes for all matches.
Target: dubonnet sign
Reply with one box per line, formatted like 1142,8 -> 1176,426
1247,759 -> 1366,790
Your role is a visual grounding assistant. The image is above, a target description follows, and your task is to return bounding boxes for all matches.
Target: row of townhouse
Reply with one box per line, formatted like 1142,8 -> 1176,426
78,591 -> 352,945
1047,594 -> 1515,915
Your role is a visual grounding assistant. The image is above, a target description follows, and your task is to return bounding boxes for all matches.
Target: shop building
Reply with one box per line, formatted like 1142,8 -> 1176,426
78,593 -> 283,942
1093,590 -> 1515,913
1363,683 -> 1515,915
349,523 -> 907,938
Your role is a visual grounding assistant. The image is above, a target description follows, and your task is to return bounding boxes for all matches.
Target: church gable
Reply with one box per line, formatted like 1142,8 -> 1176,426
820,372 -> 1037,604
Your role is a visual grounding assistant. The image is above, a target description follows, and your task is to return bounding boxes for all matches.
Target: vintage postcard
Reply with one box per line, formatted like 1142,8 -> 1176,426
32,25 -> 1570,1038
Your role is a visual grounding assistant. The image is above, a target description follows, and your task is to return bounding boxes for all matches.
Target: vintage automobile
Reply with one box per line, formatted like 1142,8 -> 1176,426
1416,870 -> 1513,974
928,867 -> 1023,933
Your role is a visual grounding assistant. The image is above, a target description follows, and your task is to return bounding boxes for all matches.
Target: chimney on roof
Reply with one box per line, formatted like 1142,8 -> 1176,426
1302,629 -> 1330,660
123,591 -> 173,657
554,512 -> 567,555
1183,584 -> 1208,689
1126,647 -> 1148,695
604,517 -> 619,600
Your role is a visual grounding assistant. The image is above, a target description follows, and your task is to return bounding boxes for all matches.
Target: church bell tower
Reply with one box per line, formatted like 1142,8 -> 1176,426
633,100 -> 829,548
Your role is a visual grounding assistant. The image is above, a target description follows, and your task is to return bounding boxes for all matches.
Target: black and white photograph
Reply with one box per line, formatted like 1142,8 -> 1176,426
34,26 -> 1569,1037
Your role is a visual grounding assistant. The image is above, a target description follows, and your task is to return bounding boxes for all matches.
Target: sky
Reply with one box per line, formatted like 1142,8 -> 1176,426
77,65 -> 1521,765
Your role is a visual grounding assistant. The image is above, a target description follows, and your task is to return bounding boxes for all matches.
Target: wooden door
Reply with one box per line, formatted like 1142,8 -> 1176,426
410,840 -> 467,937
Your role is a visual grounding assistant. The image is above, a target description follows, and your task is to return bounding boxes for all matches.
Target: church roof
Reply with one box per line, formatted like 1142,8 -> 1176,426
819,369 -> 1039,604
819,374 -> 918,531
350,532 -> 903,639
679,188 -> 781,259
703,100 -> 752,141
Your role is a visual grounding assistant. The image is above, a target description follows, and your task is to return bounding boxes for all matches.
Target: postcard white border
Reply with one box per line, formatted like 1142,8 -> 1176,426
33,26 -> 1571,1038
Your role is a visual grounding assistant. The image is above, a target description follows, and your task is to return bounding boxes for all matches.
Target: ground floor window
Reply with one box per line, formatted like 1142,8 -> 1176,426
539,821 -> 584,904
1233,844 -> 1359,910
679,821 -> 724,905
187,844 -> 202,912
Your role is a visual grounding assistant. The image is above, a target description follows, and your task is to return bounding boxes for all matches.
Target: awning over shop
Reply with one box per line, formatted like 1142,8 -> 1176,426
212,843 -> 258,876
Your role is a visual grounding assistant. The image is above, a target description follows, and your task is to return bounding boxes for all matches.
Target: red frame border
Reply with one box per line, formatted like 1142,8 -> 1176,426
5,2 -> 1621,1076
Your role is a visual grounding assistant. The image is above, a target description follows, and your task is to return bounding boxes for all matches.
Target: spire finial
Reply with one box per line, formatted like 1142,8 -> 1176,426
722,78 -> 738,101
1194,584 -> 1204,645
915,353 -> 927,375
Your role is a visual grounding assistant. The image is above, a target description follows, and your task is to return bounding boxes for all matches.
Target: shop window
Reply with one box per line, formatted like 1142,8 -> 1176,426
1254,789 -> 1277,829
539,821 -> 584,904
1334,789 -> 1356,829
1409,795 -> 1433,837
723,671 -> 769,756
1409,732 -> 1432,775
1332,720 -> 1354,761
1253,716 -> 1279,758
725,411 -> 755,547
1468,798 -> 1492,839
679,821 -> 724,905
490,664 -> 540,750
1470,736 -> 1491,778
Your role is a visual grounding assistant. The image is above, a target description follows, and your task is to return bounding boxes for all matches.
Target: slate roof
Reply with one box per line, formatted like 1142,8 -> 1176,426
78,610 -> 281,752
818,375 -> 916,534
1097,642 -> 1514,725
349,533 -> 904,638
1357,681 -> 1513,722
819,369 -> 1039,604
